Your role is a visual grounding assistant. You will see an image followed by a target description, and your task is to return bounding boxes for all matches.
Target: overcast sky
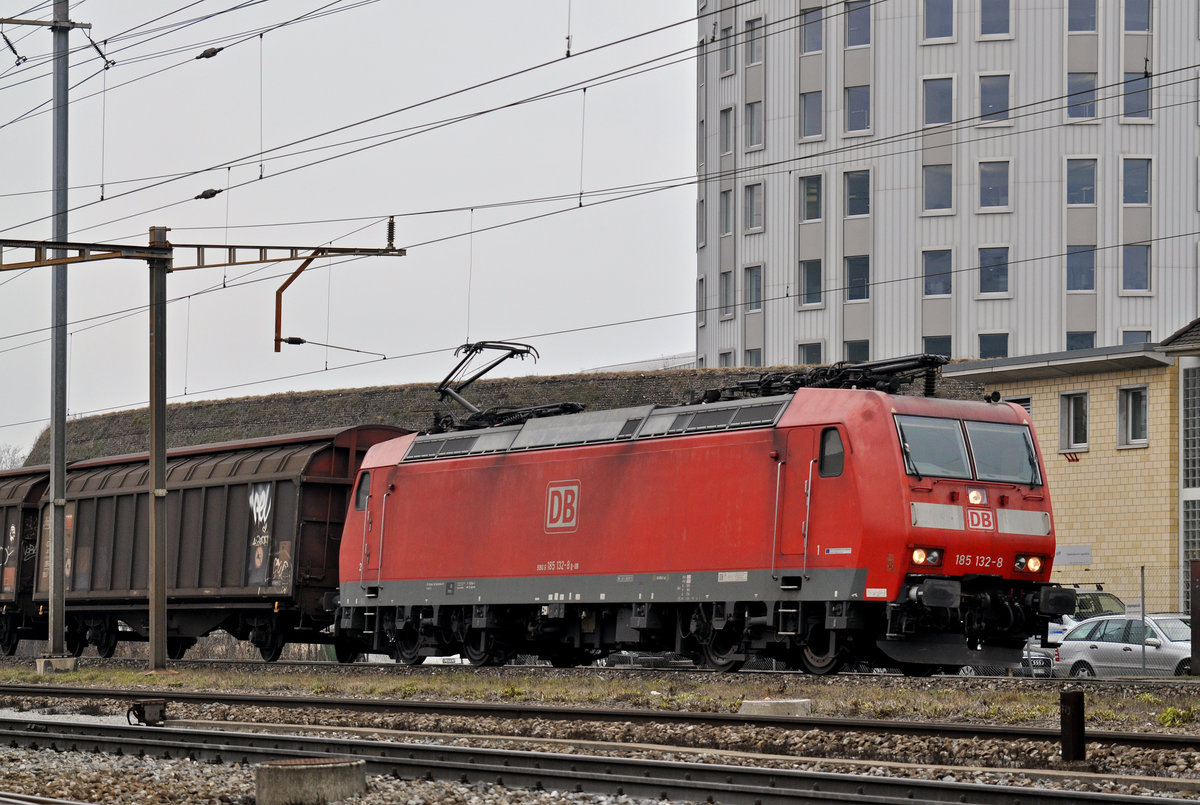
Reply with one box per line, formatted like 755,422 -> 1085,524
0,0 -> 696,453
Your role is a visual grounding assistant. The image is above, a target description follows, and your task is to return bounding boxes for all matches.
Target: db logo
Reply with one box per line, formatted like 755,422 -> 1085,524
545,481 -> 580,533
967,508 -> 995,531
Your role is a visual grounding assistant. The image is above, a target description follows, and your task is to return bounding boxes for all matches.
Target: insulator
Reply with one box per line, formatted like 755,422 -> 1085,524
386,216 -> 395,249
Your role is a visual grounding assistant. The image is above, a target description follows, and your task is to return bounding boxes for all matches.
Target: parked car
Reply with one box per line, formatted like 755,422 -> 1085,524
1052,614 -> 1192,678
1046,585 -> 1126,643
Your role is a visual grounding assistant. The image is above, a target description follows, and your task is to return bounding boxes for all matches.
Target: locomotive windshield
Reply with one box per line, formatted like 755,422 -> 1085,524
965,420 -> 1041,485
895,415 -> 1041,485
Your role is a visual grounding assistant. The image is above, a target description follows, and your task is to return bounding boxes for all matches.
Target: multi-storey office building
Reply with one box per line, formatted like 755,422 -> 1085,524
695,0 -> 1200,368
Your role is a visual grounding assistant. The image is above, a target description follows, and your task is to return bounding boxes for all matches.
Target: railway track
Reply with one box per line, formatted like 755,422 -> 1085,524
0,713 -> 1193,805
1,682 -> 1197,752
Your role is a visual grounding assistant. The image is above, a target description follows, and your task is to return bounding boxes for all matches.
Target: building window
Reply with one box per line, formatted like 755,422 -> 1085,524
845,85 -> 871,131
745,101 -> 763,148
1066,331 -> 1095,350
696,276 -> 706,326
800,90 -> 822,137
1118,386 -> 1149,446
924,0 -> 953,39
845,170 -> 870,216
845,340 -> 870,362
1067,159 -> 1096,205
720,26 -> 734,73
1122,244 -> 1150,291
744,183 -> 764,231
719,189 -> 732,235
923,250 -> 952,296
924,335 -> 951,357
980,333 -> 1009,359
801,8 -> 823,53
1068,0 -> 1096,31
1125,0 -> 1151,32
979,160 -> 1010,209
845,255 -> 870,301
1060,392 -> 1089,449
1067,73 -> 1097,119
798,342 -> 822,364
696,198 -> 705,246
745,18 -> 764,65
719,351 -> 733,367
980,0 -> 1010,36
845,1 -> 870,47
800,175 -> 822,221
979,247 -> 1009,294
1123,330 -> 1151,345
924,77 -> 953,125
744,348 -> 762,367
1123,158 -> 1151,204
720,271 -> 734,316
1007,396 -> 1032,414
1123,73 -> 1151,118
745,265 -> 762,311
979,74 -> 1010,122
719,107 -> 733,153
1066,245 -> 1095,291
800,259 -> 823,305
923,164 -> 952,211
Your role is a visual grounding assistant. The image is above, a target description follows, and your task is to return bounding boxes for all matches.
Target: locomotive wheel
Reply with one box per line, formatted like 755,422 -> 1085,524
462,630 -> 503,666
798,626 -> 843,675
394,634 -> 425,666
700,631 -> 745,673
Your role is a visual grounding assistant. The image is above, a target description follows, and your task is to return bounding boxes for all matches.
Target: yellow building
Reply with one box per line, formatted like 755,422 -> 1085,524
942,328 -> 1200,613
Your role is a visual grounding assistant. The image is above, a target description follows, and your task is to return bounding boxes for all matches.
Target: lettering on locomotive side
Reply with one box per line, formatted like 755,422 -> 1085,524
966,508 -> 996,531
545,480 -> 580,533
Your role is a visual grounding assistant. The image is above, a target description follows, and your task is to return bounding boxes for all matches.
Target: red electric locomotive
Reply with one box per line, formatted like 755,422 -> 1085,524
332,348 -> 1074,673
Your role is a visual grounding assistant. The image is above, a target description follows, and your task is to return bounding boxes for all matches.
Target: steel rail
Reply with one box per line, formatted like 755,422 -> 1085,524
0,683 -> 1196,752
0,716 -> 1192,805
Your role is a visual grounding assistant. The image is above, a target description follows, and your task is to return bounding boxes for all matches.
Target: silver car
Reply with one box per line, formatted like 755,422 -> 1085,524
1052,614 -> 1192,678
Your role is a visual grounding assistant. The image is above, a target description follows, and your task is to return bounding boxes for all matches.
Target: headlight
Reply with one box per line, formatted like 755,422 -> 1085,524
911,547 -> 943,566
1014,555 -> 1044,573
967,488 -> 987,505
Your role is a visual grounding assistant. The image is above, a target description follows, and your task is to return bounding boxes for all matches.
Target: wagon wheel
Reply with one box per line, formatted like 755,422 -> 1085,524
96,622 -> 119,659
797,626 -> 843,676
257,634 -> 284,663
332,637 -> 363,665
167,637 -> 196,661
700,628 -> 745,673
0,615 -> 19,656
64,627 -> 86,658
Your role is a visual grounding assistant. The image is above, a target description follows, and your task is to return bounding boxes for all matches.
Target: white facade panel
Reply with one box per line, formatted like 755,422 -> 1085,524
696,0 -> 1200,366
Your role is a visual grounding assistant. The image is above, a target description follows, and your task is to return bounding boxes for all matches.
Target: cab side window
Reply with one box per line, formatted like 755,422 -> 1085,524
354,472 -> 371,510
819,428 -> 844,477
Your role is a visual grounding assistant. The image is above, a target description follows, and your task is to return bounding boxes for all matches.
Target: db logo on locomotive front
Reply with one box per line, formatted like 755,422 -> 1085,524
966,507 -> 996,531
545,480 -> 580,533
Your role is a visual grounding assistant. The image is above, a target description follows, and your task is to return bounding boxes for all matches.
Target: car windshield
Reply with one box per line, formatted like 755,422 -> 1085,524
1154,617 -> 1191,642
965,420 -> 1041,485
894,415 -> 971,479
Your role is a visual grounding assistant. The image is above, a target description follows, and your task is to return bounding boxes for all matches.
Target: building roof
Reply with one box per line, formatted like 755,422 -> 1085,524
1158,317 -> 1200,353
942,344 -> 1172,383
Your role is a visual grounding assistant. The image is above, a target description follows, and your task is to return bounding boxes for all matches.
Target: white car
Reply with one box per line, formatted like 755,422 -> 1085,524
1052,614 -> 1192,678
